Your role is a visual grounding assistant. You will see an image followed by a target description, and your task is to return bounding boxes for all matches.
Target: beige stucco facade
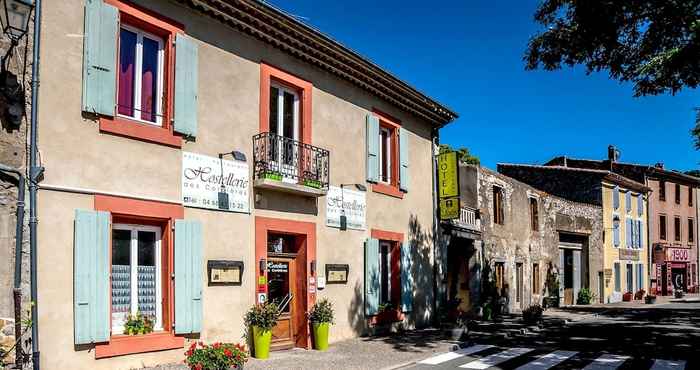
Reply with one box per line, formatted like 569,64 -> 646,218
35,0 -> 445,369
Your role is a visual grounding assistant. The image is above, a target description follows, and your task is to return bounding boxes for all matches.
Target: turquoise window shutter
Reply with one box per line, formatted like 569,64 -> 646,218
613,218 -> 620,247
366,114 -> 379,183
175,219 -> 203,334
613,186 -> 620,210
400,241 -> 413,312
174,34 -> 199,138
637,195 -> 643,217
81,0 -> 118,116
364,238 -> 379,316
399,128 -> 409,192
74,209 -> 110,345
626,217 -> 632,248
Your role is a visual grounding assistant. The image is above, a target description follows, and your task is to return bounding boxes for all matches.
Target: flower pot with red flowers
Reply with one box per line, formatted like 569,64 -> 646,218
634,289 -> 645,300
184,341 -> 248,370
622,292 -> 633,302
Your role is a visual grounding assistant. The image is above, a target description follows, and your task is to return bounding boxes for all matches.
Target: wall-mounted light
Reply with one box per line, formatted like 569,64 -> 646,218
0,0 -> 32,43
259,258 -> 266,275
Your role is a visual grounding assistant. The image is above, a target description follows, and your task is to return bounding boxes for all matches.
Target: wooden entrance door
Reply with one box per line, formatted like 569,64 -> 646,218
267,257 -> 297,350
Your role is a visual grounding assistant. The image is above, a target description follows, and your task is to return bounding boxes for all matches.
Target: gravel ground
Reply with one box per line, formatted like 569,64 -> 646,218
145,329 -> 459,370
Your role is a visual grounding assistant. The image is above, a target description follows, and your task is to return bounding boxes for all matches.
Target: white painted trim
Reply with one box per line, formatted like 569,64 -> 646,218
39,183 -> 182,205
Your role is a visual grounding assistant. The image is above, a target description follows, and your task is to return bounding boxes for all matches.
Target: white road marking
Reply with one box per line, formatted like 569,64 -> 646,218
582,354 -> 630,369
515,350 -> 578,370
458,347 -> 534,369
650,359 -> 686,370
418,344 -> 494,365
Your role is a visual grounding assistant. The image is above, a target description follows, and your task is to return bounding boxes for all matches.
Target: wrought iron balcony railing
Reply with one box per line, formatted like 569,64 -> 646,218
253,132 -> 330,192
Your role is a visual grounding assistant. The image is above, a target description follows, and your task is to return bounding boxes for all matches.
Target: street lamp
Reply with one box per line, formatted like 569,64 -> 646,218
0,0 -> 32,43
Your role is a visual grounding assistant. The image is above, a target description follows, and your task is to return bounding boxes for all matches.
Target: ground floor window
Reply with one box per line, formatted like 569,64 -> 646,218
111,224 -> 163,334
532,263 -> 540,295
614,262 -> 621,292
378,240 -> 398,307
626,263 -> 633,293
495,262 -> 505,295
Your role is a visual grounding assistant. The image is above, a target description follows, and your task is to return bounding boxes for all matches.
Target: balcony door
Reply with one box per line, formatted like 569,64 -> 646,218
270,83 -> 300,183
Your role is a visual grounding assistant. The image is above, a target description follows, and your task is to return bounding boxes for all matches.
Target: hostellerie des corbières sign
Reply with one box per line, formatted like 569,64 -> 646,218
182,151 -> 249,213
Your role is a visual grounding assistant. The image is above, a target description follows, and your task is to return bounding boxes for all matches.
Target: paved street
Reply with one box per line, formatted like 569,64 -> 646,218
404,304 -> 700,370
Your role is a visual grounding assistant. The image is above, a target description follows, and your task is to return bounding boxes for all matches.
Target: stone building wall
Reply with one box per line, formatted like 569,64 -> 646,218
0,14 -> 32,368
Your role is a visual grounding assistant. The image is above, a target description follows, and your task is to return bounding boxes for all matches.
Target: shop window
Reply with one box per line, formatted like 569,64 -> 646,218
493,186 -> 504,225
674,216 -> 682,242
689,219 -> 695,244
659,180 -> 666,201
532,263 -> 540,295
529,197 -> 538,231
675,184 -> 681,204
111,224 -> 163,334
660,215 -> 667,240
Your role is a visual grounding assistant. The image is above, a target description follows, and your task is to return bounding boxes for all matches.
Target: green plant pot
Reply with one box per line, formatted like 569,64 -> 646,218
303,179 -> 322,189
312,322 -> 330,351
264,172 -> 282,181
252,326 -> 272,359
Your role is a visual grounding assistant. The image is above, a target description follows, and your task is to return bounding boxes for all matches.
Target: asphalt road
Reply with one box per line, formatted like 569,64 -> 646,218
403,304 -> 700,370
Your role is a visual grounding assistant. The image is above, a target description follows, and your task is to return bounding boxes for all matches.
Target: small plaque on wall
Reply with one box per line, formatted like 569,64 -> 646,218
325,264 -> 349,284
207,260 -> 244,286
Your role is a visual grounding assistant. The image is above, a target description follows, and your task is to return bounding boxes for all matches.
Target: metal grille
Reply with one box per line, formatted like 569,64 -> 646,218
253,132 -> 330,189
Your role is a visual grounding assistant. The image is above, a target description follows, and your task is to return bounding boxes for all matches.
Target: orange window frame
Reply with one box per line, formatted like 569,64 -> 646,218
93,194 -> 185,358
99,0 -> 184,148
259,62 -> 313,144
371,109 -> 403,199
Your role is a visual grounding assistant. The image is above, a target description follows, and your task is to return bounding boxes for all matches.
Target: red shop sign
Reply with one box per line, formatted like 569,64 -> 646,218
666,248 -> 690,262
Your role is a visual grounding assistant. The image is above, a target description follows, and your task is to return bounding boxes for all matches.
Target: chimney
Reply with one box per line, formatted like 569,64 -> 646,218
607,145 -> 620,162
655,162 -> 664,170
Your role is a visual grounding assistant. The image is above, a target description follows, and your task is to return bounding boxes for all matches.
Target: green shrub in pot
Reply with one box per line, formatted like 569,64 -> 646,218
244,302 -> 281,359
308,298 -> 334,351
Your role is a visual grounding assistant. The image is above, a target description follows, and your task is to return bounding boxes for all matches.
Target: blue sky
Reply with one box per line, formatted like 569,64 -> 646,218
268,0 -> 700,172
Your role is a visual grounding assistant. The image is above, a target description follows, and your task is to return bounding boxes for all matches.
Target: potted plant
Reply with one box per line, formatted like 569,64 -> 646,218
576,288 -> 596,305
263,171 -> 282,181
302,179 -> 322,189
634,289 -> 645,300
439,299 -> 469,340
675,290 -> 684,299
244,302 -> 281,359
123,312 -> 154,335
184,341 -> 248,370
622,292 -> 633,302
482,302 -> 492,321
308,298 -> 334,351
522,304 -> 544,325
645,294 -> 657,304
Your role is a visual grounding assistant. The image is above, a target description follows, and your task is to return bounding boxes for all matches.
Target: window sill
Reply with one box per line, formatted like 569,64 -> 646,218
372,183 -> 404,199
100,117 -> 181,148
95,332 -> 184,359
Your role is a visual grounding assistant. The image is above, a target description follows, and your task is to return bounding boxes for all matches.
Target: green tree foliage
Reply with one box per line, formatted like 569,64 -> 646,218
439,144 -> 480,165
525,1 -> 700,97
685,169 -> 700,178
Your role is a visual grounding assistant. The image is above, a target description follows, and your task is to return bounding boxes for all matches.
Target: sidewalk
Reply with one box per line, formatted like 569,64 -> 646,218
148,329 -> 460,370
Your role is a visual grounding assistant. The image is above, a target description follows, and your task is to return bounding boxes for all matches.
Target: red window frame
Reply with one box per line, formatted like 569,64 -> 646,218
371,109 -> 403,199
93,194 -> 185,358
99,0 -> 183,148
259,62 -> 313,144
369,229 -> 405,325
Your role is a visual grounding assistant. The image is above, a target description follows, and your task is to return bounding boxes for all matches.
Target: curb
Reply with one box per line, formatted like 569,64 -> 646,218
380,360 -> 418,370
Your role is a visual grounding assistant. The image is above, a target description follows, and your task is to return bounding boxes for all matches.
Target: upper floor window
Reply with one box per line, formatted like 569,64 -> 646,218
689,187 -> 694,207
493,186 -> 505,225
529,197 -> 538,231
625,191 -> 632,213
118,25 -> 165,125
674,216 -> 682,242
689,218 -> 695,244
659,180 -> 666,201
379,126 -> 396,184
675,183 -> 681,204
660,215 -> 667,240
269,83 -> 300,168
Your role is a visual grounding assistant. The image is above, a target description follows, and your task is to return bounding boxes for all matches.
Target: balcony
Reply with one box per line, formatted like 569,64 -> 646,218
451,206 -> 481,234
253,132 -> 330,197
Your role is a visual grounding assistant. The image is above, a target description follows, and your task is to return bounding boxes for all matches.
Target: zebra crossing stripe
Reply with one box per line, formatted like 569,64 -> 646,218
582,354 -> 630,369
515,350 -> 578,370
458,347 -> 534,369
418,344 -> 494,365
650,359 -> 686,370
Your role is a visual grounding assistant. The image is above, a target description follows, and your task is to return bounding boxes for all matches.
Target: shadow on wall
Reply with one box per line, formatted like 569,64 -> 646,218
347,280 -> 366,336
409,214 -> 434,327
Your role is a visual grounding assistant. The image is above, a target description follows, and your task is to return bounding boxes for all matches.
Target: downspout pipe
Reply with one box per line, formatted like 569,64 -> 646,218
0,163 -> 25,369
28,0 -> 43,368
431,127 -> 440,325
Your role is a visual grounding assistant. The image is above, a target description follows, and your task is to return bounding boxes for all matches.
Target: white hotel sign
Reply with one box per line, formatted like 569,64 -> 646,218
182,152 -> 250,213
326,186 -> 366,230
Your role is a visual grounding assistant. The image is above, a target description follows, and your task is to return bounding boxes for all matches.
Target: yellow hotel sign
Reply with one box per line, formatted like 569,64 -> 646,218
439,197 -> 460,220
437,151 -> 459,199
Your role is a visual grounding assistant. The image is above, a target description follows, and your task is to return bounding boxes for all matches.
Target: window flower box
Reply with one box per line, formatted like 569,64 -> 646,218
302,179 -> 322,189
263,171 -> 282,181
